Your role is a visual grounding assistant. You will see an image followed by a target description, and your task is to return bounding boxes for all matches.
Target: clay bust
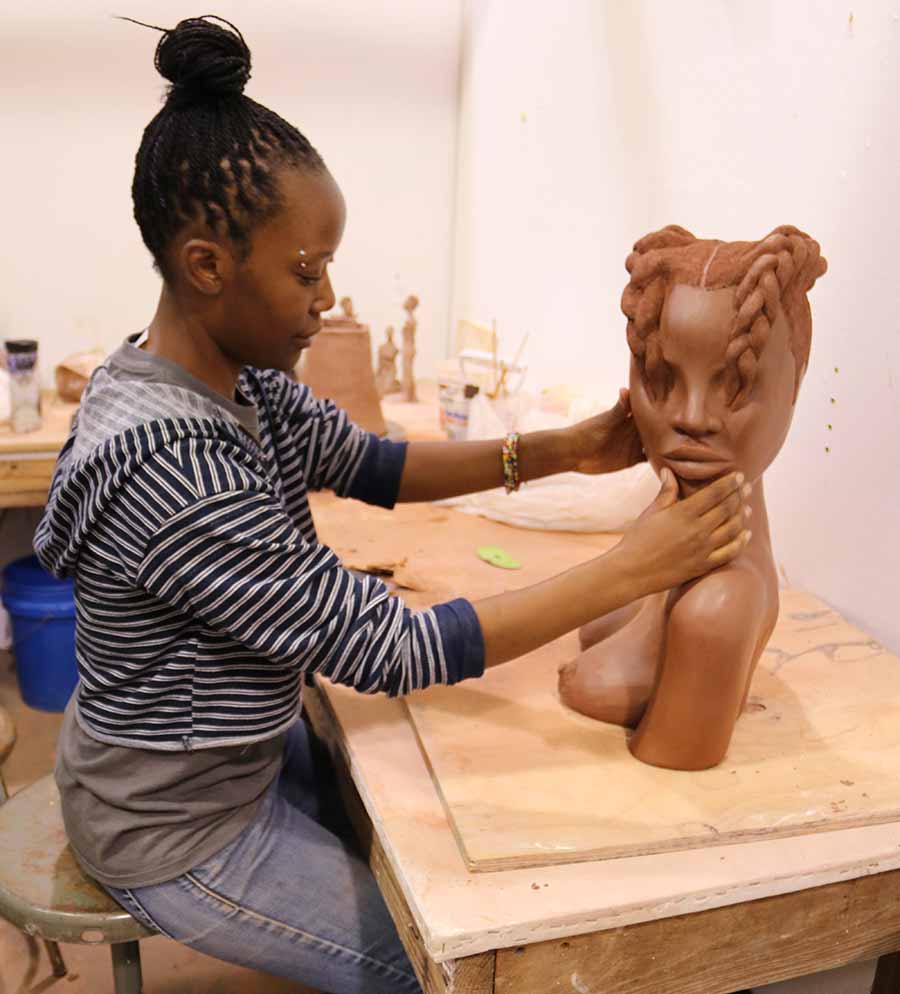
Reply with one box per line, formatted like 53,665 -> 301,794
401,293 -> 419,402
558,225 -> 827,771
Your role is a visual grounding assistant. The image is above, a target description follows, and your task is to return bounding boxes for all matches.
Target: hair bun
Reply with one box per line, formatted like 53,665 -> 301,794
155,16 -> 251,102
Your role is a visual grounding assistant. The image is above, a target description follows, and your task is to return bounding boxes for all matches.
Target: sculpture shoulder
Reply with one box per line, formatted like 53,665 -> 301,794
668,565 -> 771,649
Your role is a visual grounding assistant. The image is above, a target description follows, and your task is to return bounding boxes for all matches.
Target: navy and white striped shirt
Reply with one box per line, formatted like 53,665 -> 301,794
36,346 -> 484,753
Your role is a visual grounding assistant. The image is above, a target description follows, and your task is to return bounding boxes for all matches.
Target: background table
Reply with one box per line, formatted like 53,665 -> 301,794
0,393 -> 76,508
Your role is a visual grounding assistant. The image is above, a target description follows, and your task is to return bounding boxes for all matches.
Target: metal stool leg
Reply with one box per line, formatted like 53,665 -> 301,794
111,940 -> 143,994
43,939 -> 68,977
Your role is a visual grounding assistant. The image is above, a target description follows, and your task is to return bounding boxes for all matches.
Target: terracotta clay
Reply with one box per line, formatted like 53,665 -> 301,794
297,296 -> 388,436
558,225 -> 827,771
374,326 -> 401,397
401,294 -> 419,402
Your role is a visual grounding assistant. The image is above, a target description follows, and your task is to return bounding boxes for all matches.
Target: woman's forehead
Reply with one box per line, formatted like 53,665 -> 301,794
265,168 -> 345,254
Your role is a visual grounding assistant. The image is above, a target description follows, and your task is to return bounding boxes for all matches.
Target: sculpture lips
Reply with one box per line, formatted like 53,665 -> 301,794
663,446 -> 732,481
665,445 -> 727,462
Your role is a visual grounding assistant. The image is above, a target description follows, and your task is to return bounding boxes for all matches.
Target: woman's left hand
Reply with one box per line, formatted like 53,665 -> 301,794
567,388 -> 646,475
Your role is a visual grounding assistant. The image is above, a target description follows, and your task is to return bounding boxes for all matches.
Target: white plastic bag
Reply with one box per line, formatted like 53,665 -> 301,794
438,392 -> 658,533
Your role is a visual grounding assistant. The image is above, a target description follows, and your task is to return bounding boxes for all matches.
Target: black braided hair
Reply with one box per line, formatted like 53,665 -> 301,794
123,15 -> 326,277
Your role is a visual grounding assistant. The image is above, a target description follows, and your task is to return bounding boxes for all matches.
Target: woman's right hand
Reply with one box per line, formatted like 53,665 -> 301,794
616,468 -> 751,596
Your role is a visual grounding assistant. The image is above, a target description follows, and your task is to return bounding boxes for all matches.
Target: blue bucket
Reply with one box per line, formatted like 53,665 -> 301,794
2,555 -> 77,712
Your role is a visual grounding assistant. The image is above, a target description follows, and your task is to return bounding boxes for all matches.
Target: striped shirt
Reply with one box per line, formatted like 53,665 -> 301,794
36,342 -> 484,753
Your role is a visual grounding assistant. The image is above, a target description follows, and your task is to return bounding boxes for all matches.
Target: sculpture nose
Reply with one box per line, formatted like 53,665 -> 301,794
671,385 -> 724,437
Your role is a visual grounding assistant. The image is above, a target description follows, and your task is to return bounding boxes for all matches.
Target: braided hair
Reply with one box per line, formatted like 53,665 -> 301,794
124,15 -> 326,277
622,225 -> 827,407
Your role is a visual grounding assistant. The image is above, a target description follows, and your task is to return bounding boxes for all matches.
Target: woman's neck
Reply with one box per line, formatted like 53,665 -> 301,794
144,286 -> 242,401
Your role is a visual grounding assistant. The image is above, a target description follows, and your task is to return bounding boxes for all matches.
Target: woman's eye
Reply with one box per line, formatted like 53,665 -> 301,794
298,273 -> 321,287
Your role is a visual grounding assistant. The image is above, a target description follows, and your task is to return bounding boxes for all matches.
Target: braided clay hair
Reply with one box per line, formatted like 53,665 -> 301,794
120,15 -> 326,278
622,225 -> 827,407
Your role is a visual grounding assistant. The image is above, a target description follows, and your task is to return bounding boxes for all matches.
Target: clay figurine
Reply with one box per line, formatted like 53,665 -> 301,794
339,296 -> 357,321
401,293 -> 419,402
374,326 -> 401,397
558,225 -> 827,771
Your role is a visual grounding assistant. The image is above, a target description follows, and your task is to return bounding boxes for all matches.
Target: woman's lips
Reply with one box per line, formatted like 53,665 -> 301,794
293,326 -> 321,349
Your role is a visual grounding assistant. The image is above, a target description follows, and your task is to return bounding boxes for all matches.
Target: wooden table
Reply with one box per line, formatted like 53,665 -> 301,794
4,383 -> 899,990
0,393 -> 76,508
304,493 -> 900,994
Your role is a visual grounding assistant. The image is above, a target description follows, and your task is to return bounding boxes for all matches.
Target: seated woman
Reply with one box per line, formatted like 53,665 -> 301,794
559,224 -> 827,770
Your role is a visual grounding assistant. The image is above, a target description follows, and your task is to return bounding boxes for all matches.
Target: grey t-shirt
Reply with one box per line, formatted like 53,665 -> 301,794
55,334 -> 287,888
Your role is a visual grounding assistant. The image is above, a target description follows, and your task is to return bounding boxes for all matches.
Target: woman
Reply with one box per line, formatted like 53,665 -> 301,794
36,19 -> 750,993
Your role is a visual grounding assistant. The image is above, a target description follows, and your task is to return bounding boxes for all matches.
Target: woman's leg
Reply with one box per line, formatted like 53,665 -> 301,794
107,722 -> 421,994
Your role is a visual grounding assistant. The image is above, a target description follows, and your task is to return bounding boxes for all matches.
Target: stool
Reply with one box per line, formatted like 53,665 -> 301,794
0,773 -> 153,993
0,703 -> 15,802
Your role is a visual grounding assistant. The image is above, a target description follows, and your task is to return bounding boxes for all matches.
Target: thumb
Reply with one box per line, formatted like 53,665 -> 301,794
607,390 -> 629,422
652,467 -> 679,509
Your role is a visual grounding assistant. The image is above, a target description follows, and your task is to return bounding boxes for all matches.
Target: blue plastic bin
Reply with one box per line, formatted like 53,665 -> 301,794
2,555 -> 77,711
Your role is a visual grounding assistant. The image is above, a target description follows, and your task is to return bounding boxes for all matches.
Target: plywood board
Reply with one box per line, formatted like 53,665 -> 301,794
405,589 -> 899,870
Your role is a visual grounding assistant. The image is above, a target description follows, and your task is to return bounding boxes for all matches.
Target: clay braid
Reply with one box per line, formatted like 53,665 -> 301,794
622,225 -> 826,405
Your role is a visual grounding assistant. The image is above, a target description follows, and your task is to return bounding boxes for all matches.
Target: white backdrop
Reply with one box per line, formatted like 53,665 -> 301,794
451,0 -> 900,652
0,0 -> 461,384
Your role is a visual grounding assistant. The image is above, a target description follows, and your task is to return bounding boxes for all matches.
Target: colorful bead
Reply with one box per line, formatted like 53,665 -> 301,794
502,432 -> 521,494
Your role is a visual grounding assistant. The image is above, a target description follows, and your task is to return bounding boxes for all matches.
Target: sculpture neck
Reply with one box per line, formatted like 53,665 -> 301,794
746,477 -> 771,547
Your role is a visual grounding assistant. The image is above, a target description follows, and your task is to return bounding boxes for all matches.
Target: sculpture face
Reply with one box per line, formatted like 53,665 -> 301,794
629,284 -> 799,497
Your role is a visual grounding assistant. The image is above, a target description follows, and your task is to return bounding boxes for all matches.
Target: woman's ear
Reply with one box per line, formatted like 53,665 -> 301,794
180,239 -> 233,296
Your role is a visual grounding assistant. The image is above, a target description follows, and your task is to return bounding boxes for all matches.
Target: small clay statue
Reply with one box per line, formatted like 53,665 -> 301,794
401,293 -> 419,402
558,225 -> 827,771
339,296 -> 357,322
375,326 -> 401,397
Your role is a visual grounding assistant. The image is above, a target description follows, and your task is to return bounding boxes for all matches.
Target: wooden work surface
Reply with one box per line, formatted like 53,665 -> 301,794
406,589 -> 898,870
307,492 -> 900,994
0,393 -> 76,508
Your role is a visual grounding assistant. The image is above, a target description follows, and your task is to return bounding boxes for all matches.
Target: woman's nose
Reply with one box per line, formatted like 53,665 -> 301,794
313,271 -> 336,315
671,387 -> 724,437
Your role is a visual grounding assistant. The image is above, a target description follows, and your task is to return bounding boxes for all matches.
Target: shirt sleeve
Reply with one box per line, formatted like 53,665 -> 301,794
135,487 -> 484,696
262,372 -> 408,509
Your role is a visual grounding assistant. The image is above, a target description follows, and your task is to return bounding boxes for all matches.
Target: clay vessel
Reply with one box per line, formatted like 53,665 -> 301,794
297,297 -> 388,436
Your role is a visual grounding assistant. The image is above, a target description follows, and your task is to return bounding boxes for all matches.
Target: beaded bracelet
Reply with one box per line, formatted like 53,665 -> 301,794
502,432 -> 521,494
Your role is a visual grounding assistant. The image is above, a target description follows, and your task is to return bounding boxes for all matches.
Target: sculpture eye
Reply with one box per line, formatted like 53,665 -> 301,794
651,362 -> 675,400
712,365 -> 741,407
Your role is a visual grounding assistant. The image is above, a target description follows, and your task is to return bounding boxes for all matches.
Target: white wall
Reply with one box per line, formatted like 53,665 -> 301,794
0,0 -> 461,385
452,0 -> 900,653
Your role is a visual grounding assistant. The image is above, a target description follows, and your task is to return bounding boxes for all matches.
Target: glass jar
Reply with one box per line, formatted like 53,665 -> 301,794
5,339 -> 42,433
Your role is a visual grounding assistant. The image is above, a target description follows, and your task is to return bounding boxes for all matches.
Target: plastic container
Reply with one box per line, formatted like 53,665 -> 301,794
4,339 -> 42,433
1,556 -> 77,711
